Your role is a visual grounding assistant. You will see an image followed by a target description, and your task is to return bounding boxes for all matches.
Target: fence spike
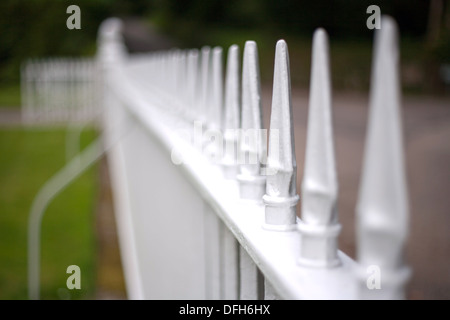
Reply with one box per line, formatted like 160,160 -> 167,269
222,45 -> 240,179
200,46 -> 211,124
187,49 -> 199,120
297,29 -> 341,267
237,41 -> 266,201
356,16 -> 410,299
175,50 -> 187,114
262,39 -> 298,230
203,47 -> 224,163
210,47 -> 223,130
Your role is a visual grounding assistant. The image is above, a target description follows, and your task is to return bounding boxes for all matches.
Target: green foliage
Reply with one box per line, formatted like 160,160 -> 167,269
0,0 -> 112,83
0,0 -> 437,91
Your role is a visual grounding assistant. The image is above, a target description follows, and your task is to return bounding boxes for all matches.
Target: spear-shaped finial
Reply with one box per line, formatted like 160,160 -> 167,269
187,49 -> 199,120
200,46 -> 211,124
237,41 -> 266,201
356,16 -> 410,299
203,47 -> 224,163
297,29 -> 341,267
210,47 -> 224,131
222,45 -> 241,179
262,40 -> 299,230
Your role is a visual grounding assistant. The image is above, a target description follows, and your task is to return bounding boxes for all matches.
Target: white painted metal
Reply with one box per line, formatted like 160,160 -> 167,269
298,29 -> 341,267
237,41 -> 266,201
187,49 -> 199,120
200,46 -> 211,124
264,278 -> 281,300
97,17 -> 145,300
98,15 -> 410,299
25,15 -> 410,300
204,204 -> 222,299
356,16 -> 410,299
210,46 -> 223,131
108,59 -> 358,299
239,246 -> 263,300
221,225 -> 239,299
222,44 -> 240,179
204,46 -> 224,162
263,40 -> 299,231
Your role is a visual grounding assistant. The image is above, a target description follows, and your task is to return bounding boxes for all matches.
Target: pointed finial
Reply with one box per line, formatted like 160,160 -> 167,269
203,47 -> 224,163
187,49 -> 199,120
237,41 -> 266,201
210,46 -> 224,130
356,15 -> 410,299
262,39 -> 298,230
222,45 -> 241,179
297,29 -> 341,267
200,46 -> 211,124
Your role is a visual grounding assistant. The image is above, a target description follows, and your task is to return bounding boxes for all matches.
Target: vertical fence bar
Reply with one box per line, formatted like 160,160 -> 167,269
220,225 -> 239,299
356,16 -> 410,300
96,17 -> 145,299
204,204 -> 222,299
298,29 -> 341,267
239,247 -> 264,300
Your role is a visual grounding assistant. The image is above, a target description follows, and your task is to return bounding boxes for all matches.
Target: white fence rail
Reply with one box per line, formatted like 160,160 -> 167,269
97,16 -> 410,300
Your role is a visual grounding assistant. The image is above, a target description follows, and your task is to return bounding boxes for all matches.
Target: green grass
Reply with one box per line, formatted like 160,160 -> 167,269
0,84 -> 21,108
0,127 -> 99,300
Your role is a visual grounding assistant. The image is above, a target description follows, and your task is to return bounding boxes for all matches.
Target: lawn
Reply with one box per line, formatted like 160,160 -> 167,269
0,127 -> 99,300
0,84 -> 21,108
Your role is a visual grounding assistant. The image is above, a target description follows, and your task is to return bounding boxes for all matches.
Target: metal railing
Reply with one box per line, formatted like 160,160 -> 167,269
24,15 -> 410,300
98,15 -> 410,300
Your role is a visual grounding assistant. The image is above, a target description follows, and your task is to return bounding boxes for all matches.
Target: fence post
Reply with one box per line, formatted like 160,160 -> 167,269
298,29 -> 341,267
97,17 -> 146,300
356,16 -> 410,299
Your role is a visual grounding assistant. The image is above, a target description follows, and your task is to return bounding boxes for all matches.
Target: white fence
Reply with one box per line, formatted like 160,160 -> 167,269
24,15 -> 410,300
97,15 -> 410,300
21,57 -> 100,124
